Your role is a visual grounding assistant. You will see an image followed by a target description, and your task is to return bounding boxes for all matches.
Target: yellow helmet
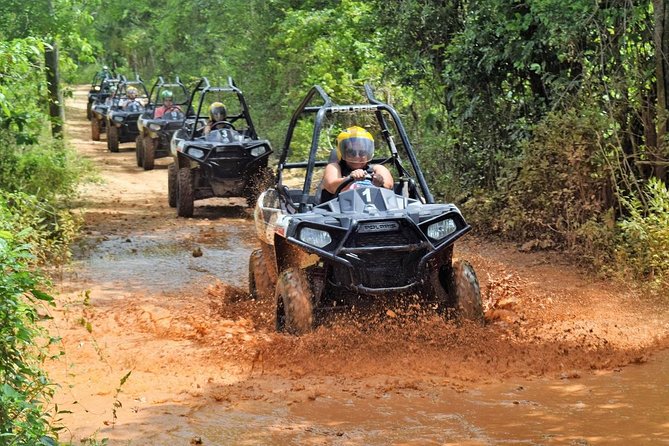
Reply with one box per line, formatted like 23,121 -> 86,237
209,102 -> 227,121
127,86 -> 138,97
336,126 -> 374,162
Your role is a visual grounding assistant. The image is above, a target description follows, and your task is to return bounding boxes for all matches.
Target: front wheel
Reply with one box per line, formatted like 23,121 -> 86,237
91,119 -> 100,141
143,136 -> 155,170
167,163 -> 178,208
249,248 -> 275,300
275,267 -> 313,335
449,259 -> 484,323
176,166 -> 194,217
426,258 -> 484,324
135,135 -> 144,167
107,125 -> 119,152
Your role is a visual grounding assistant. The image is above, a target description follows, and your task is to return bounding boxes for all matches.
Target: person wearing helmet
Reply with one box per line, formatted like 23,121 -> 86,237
321,126 -> 393,201
204,102 -> 228,134
154,90 -> 181,119
123,87 -> 142,110
104,85 -> 118,106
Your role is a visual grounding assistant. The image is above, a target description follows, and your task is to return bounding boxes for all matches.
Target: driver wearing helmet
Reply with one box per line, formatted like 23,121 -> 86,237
154,90 -> 181,119
204,102 -> 228,135
104,85 -> 118,106
122,86 -> 141,110
321,126 -> 393,202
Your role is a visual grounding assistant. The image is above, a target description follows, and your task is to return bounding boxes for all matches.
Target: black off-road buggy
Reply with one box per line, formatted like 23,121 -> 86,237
105,77 -> 150,153
86,70 -> 115,120
249,85 -> 483,335
169,77 -> 273,217
90,75 -> 122,141
136,76 -> 190,170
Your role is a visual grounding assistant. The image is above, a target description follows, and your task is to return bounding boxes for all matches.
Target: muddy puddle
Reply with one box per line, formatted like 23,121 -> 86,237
147,349 -> 669,445
70,218 -> 256,291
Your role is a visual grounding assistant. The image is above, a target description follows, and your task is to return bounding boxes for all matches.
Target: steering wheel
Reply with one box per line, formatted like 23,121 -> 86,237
334,173 -> 374,197
210,120 -> 236,131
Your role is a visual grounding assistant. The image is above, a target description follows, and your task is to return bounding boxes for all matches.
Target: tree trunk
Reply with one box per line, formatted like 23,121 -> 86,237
44,41 -> 64,138
653,0 -> 669,180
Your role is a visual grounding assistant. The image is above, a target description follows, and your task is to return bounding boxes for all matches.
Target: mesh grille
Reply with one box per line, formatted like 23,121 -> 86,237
356,249 -> 425,288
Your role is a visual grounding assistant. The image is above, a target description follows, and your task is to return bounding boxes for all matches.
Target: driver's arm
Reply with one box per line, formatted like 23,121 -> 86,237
323,162 -> 349,194
372,164 -> 393,189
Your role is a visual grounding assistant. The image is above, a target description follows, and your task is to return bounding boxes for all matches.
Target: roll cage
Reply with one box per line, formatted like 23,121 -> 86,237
276,84 -> 435,213
115,75 -> 150,102
183,77 -> 259,140
147,76 -> 190,108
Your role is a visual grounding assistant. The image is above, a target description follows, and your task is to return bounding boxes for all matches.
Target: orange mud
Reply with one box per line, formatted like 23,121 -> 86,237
45,87 -> 669,445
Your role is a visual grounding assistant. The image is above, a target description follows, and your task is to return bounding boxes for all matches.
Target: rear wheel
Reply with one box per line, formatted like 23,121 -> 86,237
275,267 -> 313,335
135,135 -> 144,167
176,166 -> 194,217
167,163 -> 178,208
249,249 -> 275,300
107,125 -> 119,152
142,136 -> 155,170
91,119 -> 100,141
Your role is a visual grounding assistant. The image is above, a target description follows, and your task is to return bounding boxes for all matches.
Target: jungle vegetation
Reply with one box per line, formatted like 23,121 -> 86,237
0,0 -> 668,443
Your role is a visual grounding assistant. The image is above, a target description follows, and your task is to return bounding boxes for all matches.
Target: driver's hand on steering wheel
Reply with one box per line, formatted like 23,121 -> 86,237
371,173 -> 385,187
349,169 -> 367,180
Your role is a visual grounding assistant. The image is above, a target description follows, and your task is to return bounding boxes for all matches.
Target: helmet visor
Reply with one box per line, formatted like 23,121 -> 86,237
341,137 -> 374,162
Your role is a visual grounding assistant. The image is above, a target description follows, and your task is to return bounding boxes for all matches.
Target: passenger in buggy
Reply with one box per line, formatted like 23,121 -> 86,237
122,87 -> 143,111
320,126 -> 393,202
154,90 -> 182,119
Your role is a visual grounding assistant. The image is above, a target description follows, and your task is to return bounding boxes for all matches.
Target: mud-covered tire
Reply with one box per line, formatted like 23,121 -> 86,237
167,163 -> 178,208
249,248 -> 274,300
86,101 -> 92,120
275,267 -> 313,335
427,258 -> 484,324
176,167 -> 194,217
142,136 -> 155,170
91,119 -> 100,141
107,125 -> 119,152
135,136 -> 144,167
449,260 -> 484,323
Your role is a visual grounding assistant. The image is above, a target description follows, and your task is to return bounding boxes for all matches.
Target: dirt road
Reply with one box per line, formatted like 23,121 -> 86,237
48,87 -> 669,445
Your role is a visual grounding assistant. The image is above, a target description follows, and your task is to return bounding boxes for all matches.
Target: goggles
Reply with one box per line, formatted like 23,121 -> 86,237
341,137 -> 374,161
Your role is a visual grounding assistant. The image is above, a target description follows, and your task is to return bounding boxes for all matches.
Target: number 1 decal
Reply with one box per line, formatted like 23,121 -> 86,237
362,188 -> 372,202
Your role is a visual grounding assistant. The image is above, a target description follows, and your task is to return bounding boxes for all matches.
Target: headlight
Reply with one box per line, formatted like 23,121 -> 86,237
187,147 -> 205,158
250,146 -> 267,157
299,227 -> 332,248
427,219 -> 457,241
149,123 -> 161,131
112,115 -> 124,123
94,86 -> 100,91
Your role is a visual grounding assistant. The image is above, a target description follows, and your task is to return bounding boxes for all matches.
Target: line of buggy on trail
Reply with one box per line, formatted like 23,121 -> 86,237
86,71 -> 485,335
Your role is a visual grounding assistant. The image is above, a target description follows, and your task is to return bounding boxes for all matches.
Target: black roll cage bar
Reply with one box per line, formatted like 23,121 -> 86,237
183,77 -> 258,140
147,76 -> 190,107
276,84 -> 435,210
116,75 -> 150,99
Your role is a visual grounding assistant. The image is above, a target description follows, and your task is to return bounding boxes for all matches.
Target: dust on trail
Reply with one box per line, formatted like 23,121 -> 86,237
48,86 -> 669,445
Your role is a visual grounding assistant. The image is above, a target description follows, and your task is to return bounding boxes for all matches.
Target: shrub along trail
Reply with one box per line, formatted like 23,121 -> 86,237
48,87 -> 669,445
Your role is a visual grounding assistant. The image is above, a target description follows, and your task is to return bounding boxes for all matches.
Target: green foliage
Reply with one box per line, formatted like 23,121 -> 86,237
0,231 -> 61,446
0,130 -> 89,201
617,178 -> 669,288
464,107 -> 616,256
0,191 -> 81,266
